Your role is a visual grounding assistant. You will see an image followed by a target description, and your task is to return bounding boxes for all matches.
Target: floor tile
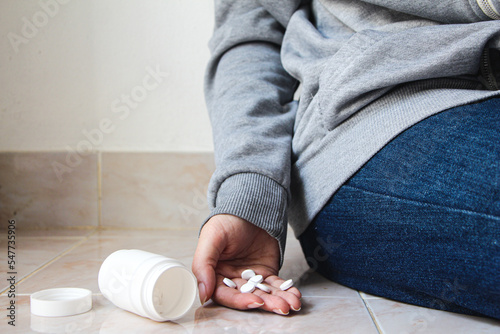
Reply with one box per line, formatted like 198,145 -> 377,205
0,295 -> 199,334
295,270 -> 362,299
17,230 -> 199,294
279,232 -> 311,285
0,294 -> 378,334
7,229 -> 97,238
365,298 -> 500,334
194,297 -> 378,334
94,229 -> 196,239
0,235 -> 88,294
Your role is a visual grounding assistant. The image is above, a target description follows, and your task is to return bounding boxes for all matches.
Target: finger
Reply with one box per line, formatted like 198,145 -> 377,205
192,225 -> 225,304
251,286 -> 294,315
265,275 -> 302,299
212,277 -> 265,310
262,276 -> 302,312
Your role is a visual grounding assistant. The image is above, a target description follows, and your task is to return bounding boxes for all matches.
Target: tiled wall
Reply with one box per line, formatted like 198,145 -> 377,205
0,152 -> 214,231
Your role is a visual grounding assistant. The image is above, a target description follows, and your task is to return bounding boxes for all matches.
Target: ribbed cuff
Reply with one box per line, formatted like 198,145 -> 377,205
203,173 -> 288,267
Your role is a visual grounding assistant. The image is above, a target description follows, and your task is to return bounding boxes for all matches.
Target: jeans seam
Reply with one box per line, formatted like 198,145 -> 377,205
343,184 -> 500,221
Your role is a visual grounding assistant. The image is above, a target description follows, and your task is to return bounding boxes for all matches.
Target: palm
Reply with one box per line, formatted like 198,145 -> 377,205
215,219 -> 280,279
193,214 -> 301,314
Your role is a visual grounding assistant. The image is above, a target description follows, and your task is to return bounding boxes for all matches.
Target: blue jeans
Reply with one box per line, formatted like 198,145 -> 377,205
299,97 -> 500,319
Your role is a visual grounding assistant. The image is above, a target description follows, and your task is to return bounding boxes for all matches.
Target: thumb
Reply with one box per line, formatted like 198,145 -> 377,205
192,222 -> 225,305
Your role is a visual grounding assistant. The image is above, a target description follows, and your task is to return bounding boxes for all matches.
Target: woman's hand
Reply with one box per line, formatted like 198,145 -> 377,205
192,214 -> 301,315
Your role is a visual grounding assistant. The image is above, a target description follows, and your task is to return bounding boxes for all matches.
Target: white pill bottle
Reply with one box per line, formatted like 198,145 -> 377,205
98,249 -> 197,322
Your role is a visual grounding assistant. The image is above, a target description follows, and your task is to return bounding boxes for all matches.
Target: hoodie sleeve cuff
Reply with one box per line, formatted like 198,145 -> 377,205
204,172 -> 288,267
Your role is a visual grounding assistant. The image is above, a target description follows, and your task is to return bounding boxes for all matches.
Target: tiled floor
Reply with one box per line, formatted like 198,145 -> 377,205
0,229 -> 498,333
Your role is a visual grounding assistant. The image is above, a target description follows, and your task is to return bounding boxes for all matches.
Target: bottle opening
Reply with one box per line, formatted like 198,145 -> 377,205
152,266 -> 196,320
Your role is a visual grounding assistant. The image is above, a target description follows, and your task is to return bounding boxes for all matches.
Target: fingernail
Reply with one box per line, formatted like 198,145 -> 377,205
291,305 -> 301,312
273,309 -> 289,316
198,282 -> 207,305
247,302 -> 264,309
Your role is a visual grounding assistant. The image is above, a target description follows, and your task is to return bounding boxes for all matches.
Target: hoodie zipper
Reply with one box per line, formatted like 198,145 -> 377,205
480,47 -> 499,90
477,0 -> 500,19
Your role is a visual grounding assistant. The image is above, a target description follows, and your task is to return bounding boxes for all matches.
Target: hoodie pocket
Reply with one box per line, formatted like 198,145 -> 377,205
317,23 -> 500,132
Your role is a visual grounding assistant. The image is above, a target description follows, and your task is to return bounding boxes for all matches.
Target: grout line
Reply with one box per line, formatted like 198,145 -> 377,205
97,150 -> 102,228
360,291 -> 383,300
359,292 -> 384,334
0,229 -> 99,295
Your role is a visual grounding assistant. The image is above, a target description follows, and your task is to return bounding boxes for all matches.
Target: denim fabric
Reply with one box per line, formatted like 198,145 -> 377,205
299,98 -> 500,319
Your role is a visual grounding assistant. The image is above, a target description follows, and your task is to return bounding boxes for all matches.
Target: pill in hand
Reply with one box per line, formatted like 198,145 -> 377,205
241,269 -> 256,280
240,282 -> 256,293
279,279 -> 294,291
248,274 -> 263,285
223,277 -> 237,289
256,283 -> 271,293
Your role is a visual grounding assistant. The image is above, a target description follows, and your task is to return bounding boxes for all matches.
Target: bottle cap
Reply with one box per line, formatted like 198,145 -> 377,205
31,288 -> 92,317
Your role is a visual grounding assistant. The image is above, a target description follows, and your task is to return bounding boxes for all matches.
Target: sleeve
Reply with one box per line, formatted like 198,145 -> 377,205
203,0 -> 302,266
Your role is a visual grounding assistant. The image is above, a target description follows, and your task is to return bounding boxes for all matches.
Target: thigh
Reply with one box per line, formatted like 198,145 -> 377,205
299,97 -> 500,319
347,98 -> 500,217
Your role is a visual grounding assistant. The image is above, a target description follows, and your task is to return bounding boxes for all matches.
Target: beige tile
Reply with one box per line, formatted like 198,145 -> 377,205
0,228 -> 96,238
101,152 -> 214,230
194,297 -> 378,333
17,230 -> 198,294
0,235 -> 87,294
4,295 -> 498,334
97,295 -> 202,334
0,152 -> 99,229
365,298 -> 500,333
98,296 -> 201,334
0,295 -> 378,334
0,295 -> 199,334
283,230 -> 307,262
279,231 -> 311,284
94,228 -> 196,239
295,270 -> 361,299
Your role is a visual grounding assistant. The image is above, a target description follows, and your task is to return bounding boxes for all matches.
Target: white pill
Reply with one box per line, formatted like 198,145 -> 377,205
279,279 -> 294,291
249,275 -> 263,284
241,269 -> 256,280
223,278 -> 237,289
240,282 -> 256,293
256,283 -> 271,293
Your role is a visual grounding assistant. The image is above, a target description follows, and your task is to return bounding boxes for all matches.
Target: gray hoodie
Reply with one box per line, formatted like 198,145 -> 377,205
204,0 -> 500,263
